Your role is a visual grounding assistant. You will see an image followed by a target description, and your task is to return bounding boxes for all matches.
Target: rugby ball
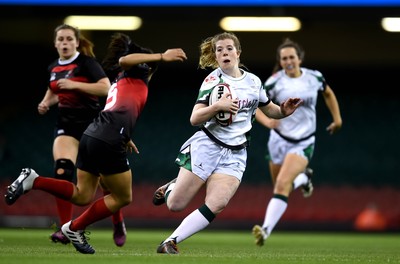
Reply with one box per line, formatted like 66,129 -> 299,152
209,83 -> 237,126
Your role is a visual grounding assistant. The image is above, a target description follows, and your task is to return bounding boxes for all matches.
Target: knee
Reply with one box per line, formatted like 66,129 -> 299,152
166,199 -> 185,212
71,195 -> 92,206
121,196 -> 132,207
212,203 -> 227,214
114,193 -> 132,208
274,181 -> 291,195
54,159 -> 75,181
206,199 -> 228,215
165,183 -> 187,212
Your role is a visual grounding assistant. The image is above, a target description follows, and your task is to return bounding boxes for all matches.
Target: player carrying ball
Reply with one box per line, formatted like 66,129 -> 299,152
153,32 -> 302,254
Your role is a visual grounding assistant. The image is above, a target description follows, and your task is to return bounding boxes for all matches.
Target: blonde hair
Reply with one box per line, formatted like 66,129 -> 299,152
198,32 -> 243,69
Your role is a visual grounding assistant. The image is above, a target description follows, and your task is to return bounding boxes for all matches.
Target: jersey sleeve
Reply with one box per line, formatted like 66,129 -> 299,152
244,73 -> 268,107
309,69 -> 327,92
83,56 -> 108,82
195,69 -> 220,105
258,83 -> 270,107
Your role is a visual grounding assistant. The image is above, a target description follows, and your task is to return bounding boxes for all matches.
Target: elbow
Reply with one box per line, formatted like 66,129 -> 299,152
190,117 -> 200,126
118,56 -> 126,66
190,115 -> 203,127
101,88 -> 110,96
118,57 -> 131,70
99,81 -> 111,96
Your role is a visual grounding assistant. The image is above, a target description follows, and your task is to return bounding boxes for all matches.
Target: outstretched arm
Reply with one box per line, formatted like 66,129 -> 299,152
255,108 -> 280,129
119,48 -> 187,70
258,98 -> 303,119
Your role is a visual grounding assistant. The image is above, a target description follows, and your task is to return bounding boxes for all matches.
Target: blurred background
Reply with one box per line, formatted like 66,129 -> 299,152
0,0 -> 399,232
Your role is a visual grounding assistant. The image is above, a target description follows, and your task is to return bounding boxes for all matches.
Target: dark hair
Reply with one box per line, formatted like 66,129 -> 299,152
54,24 -> 95,57
102,33 -> 158,82
272,38 -> 305,74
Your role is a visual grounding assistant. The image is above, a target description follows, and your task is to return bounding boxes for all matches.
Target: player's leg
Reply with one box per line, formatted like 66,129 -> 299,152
51,135 -> 79,244
100,178 -> 127,247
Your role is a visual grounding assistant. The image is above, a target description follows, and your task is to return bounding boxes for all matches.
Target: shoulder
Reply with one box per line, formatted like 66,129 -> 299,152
200,69 -> 220,91
243,70 -> 262,87
303,67 -> 323,77
264,70 -> 284,86
77,54 -> 100,64
48,59 -> 59,71
78,54 -> 104,73
303,67 -> 325,83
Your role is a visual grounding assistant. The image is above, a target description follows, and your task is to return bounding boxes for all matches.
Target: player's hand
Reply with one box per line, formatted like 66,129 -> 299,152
161,48 -> 187,62
217,92 -> 239,114
57,79 -> 76,90
126,140 -> 139,154
38,102 -> 50,115
326,121 -> 342,135
280,97 -> 303,116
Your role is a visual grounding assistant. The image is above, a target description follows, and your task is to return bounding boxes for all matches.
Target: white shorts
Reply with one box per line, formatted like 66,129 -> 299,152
175,130 -> 247,181
267,130 -> 315,164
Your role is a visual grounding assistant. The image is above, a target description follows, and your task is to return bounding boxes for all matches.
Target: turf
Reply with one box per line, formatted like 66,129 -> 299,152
0,228 -> 398,264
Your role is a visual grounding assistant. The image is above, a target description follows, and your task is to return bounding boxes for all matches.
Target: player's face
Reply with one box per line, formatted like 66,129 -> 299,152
279,47 -> 302,78
215,39 -> 240,72
54,29 -> 79,60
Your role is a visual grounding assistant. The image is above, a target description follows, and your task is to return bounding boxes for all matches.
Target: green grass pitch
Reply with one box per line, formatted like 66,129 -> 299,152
0,228 -> 398,264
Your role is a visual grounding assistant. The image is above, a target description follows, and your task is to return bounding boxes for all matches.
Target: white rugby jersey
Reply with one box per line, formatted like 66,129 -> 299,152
196,68 -> 269,147
265,67 -> 327,141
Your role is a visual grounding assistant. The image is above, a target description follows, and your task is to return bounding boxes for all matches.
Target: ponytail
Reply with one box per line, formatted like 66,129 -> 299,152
78,35 -> 95,58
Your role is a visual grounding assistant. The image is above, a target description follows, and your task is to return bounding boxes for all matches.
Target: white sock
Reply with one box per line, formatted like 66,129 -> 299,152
293,172 -> 308,190
166,209 -> 210,244
262,197 -> 288,235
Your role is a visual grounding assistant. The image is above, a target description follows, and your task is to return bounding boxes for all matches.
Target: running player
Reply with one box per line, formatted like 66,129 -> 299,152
153,32 -> 302,254
37,24 -> 128,246
252,38 -> 342,246
5,32 -> 187,254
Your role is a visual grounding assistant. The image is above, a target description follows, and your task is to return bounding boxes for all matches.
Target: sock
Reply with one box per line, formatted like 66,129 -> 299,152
33,177 -> 74,226
112,210 -> 123,224
166,204 -> 215,244
70,197 -> 113,231
33,176 -> 74,200
293,172 -> 308,190
55,198 -> 73,226
103,190 -> 123,224
262,195 -> 288,235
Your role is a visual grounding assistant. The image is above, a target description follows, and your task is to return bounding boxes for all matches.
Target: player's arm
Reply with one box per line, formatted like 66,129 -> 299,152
255,108 -> 279,129
57,77 -> 110,96
190,94 -> 238,126
259,98 -> 302,119
126,139 -> 140,154
322,85 -> 342,134
38,88 -> 58,115
119,48 -> 187,70
189,103 -> 218,127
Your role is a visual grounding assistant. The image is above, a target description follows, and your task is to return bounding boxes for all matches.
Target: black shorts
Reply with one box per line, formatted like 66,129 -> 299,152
55,107 -> 100,141
76,134 -> 130,175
